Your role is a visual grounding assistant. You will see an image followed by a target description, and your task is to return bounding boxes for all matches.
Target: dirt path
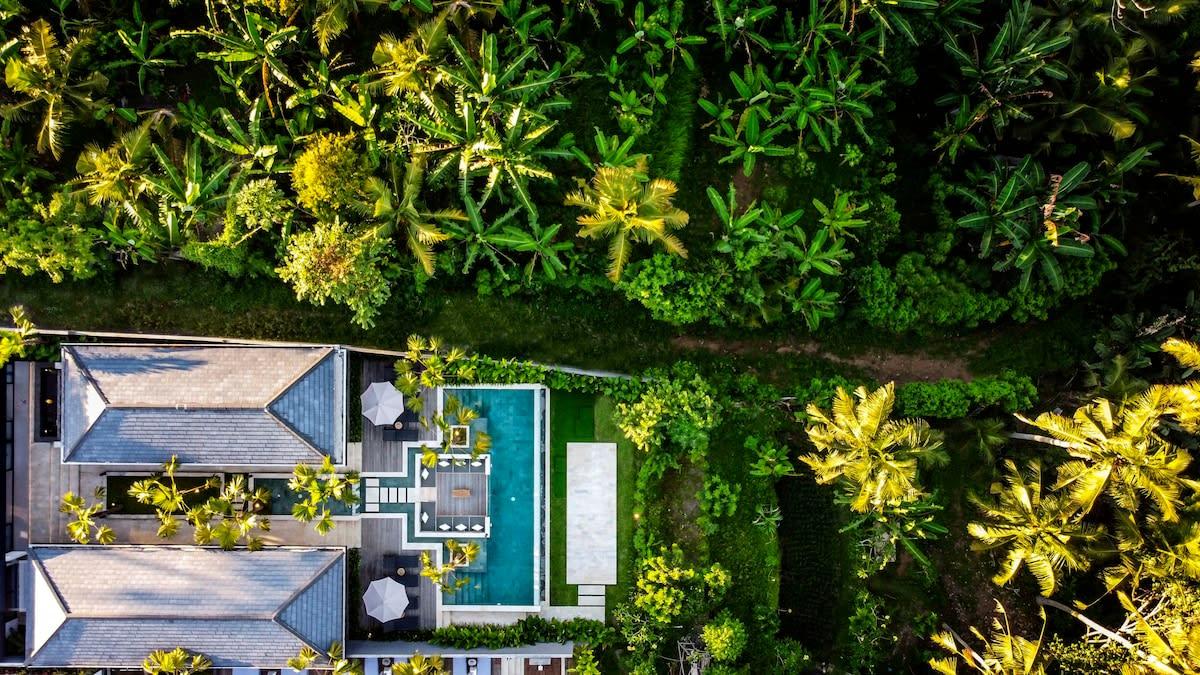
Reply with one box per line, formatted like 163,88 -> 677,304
672,335 -> 980,384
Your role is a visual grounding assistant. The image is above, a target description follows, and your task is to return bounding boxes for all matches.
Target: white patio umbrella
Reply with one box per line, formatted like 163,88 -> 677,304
363,577 -> 409,622
361,382 -> 405,426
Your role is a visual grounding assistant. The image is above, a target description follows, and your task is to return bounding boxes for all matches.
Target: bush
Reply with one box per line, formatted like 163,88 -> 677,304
430,617 -> 612,650
895,371 -> 1038,418
291,133 -> 369,215
702,611 -> 748,663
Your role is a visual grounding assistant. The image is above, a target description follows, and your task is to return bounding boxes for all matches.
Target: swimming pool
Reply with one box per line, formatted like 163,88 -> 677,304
441,387 -> 541,607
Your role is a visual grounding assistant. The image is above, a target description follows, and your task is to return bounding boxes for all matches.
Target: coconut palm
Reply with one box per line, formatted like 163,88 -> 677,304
313,0 -> 386,54
289,642 -> 360,675
930,601 -> 1046,675
968,460 -> 1102,596
800,383 -> 946,514
72,117 -> 159,232
1,19 -> 109,159
361,156 -> 464,276
391,653 -> 448,675
1016,389 -> 1200,522
565,166 -> 689,281
369,15 -> 449,95
142,647 -> 212,675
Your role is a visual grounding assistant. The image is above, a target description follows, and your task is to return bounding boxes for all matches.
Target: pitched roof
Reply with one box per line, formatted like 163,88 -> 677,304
27,546 -> 345,669
61,345 -> 345,466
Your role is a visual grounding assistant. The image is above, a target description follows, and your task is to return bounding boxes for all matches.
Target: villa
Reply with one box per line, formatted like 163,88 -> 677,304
1,338 -> 624,674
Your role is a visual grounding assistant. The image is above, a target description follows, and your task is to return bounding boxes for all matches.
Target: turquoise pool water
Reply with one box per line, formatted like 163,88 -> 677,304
256,477 -> 359,516
442,387 -> 539,607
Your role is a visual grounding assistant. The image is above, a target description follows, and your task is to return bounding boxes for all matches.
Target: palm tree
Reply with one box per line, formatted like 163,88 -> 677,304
968,460 -> 1102,596
187,474 -> 271,550
369,15 -> 449,95
289,455 -> 361,536
128,456 -> 223,540
420,539 -> 480,594
72,117 -> 159,233
289,642 -> 361,675
313,0 -> 386,54
565,166 -> 689,281
799,383 -> 946,514
142,647 -> 212,675
392,653 -> 448,675
1016,390 -> 1200,522
393,335 -> 471,414
930,601 -> 1046,674
59,488 -> 116,545
362,157 -> 464,276
1,19 -> 109,159
0,305 -> 37,367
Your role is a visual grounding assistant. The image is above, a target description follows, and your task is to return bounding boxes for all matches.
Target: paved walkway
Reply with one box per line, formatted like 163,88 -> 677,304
565,442 -> 616,586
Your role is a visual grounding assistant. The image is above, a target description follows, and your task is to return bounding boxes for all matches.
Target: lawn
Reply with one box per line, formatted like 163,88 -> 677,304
546,390 -> 637,612
548,389 -> 595,606
595,396 -> 637,615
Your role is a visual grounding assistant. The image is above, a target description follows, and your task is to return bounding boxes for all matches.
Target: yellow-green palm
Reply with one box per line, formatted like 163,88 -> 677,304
369,14 -> 448,95
930,601 -> 1046,675
365,157 -> 463,275
391,653 -> 447,675
968,460 -> 1101,596
565,166 -> 689,281
2,19 -> 109,159
142,647 -> 212,675
800,383 -> 945,514
1016,388 -> 1199,522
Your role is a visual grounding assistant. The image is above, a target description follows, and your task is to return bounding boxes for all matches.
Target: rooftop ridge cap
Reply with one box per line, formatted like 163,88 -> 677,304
273,552 -> 343,641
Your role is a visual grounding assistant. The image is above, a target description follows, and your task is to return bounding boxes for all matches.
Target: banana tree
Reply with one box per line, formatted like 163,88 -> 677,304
954,156 -> 1108,290
709,107 -> 794,177
143,138 -> 235,246
492,220 -> 573,281
180,100 -> 287,176
936,0 -> 1070,139
448,194 -> 521,276
174,10 -> 302,117
1,19 -> 109,159
110,1 -> 179,95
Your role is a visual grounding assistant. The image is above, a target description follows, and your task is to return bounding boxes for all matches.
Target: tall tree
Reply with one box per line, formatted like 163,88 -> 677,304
800,383 -> 946,514
968,459 -> 1102,596
1,19 -> 109,159
565,166 -> 689,281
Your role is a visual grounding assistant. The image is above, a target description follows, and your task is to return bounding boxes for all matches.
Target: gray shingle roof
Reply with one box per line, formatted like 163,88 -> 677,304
61,345 -> 345,466
27,546 -> 345,669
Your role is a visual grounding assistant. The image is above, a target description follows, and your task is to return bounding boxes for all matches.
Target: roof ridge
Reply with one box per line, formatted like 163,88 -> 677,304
273,553 -> 343,650
265,350 -> 335,459
266,348 -> 333,409
63,408 -> 110,463
65,347 -> 111,407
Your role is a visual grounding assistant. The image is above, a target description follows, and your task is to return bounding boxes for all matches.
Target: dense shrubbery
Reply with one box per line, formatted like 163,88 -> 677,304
430,617 -> 612,650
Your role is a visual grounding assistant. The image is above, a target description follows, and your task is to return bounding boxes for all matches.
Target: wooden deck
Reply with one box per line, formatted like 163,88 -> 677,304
360,358 -> 438,473
358,518 -> 438,631
436,473 -> 487,516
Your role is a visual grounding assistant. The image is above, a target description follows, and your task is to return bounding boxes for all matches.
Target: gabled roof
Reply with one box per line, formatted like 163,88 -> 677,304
61,344 -> 345,466
27,546 -> 345,669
